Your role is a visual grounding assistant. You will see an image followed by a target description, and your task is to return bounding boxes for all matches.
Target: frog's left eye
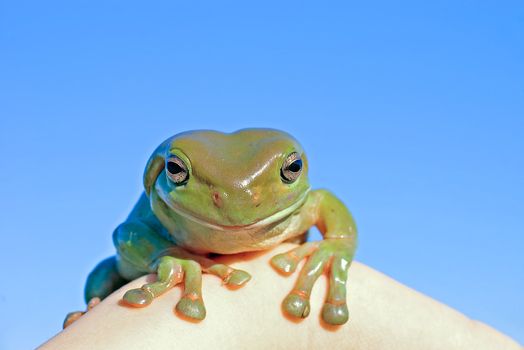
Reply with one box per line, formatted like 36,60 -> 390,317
281,152 -> 302,183
166,156 -> 189,185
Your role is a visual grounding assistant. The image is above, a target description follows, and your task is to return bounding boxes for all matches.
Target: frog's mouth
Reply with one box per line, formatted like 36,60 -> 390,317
162,189 -> 310,232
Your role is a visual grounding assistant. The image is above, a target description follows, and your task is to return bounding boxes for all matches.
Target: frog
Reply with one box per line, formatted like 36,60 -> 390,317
63,128 -> 358,328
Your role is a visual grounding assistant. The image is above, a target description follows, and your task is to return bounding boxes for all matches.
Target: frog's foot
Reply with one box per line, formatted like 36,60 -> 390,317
122,256 -> 251,321
122,256 -> 187,308
63,297 -> 100,328
270,239 -> 355,325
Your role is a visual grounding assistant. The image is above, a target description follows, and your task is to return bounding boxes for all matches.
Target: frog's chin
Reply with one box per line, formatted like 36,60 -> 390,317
165,189 -> 310,232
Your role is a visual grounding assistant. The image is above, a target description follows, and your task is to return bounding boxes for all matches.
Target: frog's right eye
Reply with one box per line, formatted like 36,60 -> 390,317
166,156 -> 189,185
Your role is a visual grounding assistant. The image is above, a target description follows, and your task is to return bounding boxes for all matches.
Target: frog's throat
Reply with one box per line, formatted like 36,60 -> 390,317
162,189 -> 310,232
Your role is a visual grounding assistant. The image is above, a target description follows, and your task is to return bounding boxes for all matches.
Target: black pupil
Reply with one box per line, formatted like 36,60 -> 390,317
288,159 -> 302,172
167,161 -> 184,175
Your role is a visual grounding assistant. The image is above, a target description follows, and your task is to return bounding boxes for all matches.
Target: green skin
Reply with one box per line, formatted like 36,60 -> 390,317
65,129 -> 357,327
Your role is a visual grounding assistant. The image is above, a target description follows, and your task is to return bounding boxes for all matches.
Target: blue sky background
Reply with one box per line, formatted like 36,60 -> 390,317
0,1 -> 523,348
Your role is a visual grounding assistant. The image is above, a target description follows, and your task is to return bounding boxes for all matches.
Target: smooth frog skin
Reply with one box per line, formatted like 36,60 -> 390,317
64,129 -> 357,327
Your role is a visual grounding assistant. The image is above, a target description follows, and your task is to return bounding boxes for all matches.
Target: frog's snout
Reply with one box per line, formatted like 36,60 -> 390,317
211,187 -> 261,209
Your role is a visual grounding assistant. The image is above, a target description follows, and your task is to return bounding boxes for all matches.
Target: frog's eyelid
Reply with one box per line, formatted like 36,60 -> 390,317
167,148 -> 192,171
283,152 -> 301,166
286,152 -> 299,163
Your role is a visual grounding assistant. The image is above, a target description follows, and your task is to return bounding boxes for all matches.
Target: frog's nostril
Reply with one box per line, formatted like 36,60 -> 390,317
212,192 -> 222,208
252,189 -> 261,207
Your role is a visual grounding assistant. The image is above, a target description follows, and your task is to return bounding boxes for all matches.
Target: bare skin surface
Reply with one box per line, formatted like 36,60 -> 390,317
41,244 -> 522,350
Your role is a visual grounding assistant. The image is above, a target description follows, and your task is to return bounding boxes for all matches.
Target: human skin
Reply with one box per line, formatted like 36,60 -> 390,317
42,244 -> 522,350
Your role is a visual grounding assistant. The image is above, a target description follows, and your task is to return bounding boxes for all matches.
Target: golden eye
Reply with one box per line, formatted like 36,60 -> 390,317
166,156 -> 189,184
280,152 -> 302,183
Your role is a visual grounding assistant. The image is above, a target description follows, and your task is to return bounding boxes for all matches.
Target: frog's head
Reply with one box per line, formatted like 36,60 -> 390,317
144,129 -> 310,230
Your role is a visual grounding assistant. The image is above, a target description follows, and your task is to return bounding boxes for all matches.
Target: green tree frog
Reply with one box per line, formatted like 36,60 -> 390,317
64,129 -> 357,327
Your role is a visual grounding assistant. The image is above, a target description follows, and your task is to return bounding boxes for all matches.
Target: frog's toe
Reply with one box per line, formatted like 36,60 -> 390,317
122,288 -> 154,307
205,263 -> 251,288
87,297 -> 101,310
175,260 -> 206,320
283,292 -> 311,318
270,242 -> 319,275
175,294 -> 206,320
322,255 -> 350,325
63,311 -> 85,328
62,297 -> 101,328
322,302 -> 349,325
224,269 -> 251,287
270,253 -> 297,275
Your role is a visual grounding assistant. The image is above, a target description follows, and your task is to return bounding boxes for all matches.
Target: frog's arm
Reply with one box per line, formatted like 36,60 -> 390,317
113,219 -> 207,319
312,189 -> 358,241
271,189 -> 357,325
114,200 -> 250,321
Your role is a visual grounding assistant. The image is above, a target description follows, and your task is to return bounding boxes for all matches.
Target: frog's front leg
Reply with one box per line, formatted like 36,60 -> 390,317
271,189 -> 357,325
115,221 -> 251,320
